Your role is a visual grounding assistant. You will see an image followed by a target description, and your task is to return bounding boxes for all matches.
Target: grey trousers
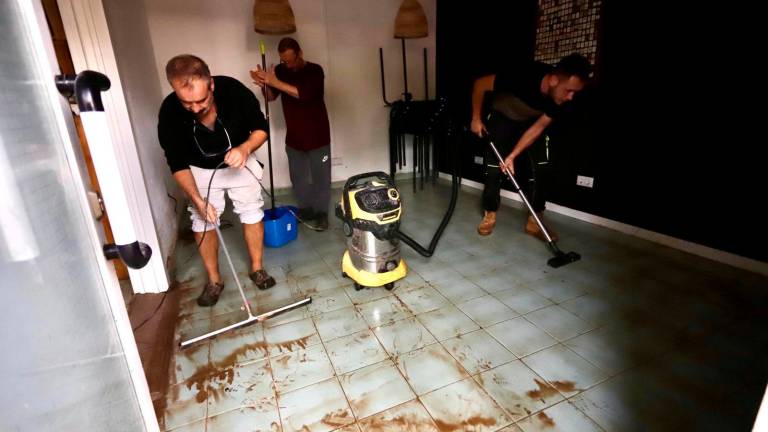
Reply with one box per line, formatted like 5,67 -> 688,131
286,145 -> 331,215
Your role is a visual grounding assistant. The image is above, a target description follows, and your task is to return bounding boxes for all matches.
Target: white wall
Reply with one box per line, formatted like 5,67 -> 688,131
101,0 -> 180,264
145,0 -> 436,189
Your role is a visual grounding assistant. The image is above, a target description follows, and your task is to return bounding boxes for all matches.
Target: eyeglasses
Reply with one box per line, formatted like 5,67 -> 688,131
193,117 -> 232,158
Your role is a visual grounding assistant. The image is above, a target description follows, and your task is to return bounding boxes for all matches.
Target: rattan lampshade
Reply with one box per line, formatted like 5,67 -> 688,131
394,0 -> 428,39
253,0 -> 296,35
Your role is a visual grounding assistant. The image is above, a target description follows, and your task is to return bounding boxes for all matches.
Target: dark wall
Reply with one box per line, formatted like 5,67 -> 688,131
436,1 -> 766,262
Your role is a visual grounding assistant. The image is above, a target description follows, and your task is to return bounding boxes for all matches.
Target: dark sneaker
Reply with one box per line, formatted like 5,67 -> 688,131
249,269 -> 276,290
314,212 -> 329,231
197,281 -> 224,307
296,207 -> 316,223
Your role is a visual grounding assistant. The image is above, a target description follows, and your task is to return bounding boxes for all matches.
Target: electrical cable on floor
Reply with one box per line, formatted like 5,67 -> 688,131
132,291 -> 168,332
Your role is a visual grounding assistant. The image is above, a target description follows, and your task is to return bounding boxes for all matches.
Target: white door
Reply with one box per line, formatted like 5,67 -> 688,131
0,1 -> 158,431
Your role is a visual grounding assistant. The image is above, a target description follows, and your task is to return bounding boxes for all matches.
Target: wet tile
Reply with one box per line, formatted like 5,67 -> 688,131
339,360 -> 416,419
396,343 -> 469,395
486,318 -> 558,358
516,401 -> 603,432
260,304 -> 310,329
170,341 -> 211,385
271,343 -> 335,395
166,419 -> 205,432
472,272 -> 525,294
457,295 -> 519,327
312,306 -> 369,342
441,330 -> 515,375
397,270 -> 428,291
496,426 -> 524,432
525,276 -> 590,303
475,360 -> 563,421
306,287 -> 353,316
420,378 -> 513,432
563,327 -> 637,375
205,405 -> 281,432
358,399 -> 439,431
373,317 -> 437,356
264,318 -> 321,357
163,381 -> 208,431
296,272 -> 351,296
492,287 -> 553,315
206,359 -> 275,417
284,257 -> 333,279
395,286 -> 448,315
208,314 -> 268,368
336,424 -> 362,432
278,378 -> 354,432
416,305 -> 480,341
344,284 -> 394,306
358,296 -> 414,328
429,277 -> 488,303
568,377 -> 645,432
559,294 -> 613,327
524,305 -> 595,342
522,345 -> 607,397
413,263 -> 464,284
325,329 -> 389,375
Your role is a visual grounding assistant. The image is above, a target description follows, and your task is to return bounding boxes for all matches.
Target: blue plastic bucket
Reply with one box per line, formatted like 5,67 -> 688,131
263,206 -> 298,247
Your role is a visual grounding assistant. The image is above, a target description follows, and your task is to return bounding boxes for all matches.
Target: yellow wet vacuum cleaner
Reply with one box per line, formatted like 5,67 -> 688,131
336,172 -> 407,290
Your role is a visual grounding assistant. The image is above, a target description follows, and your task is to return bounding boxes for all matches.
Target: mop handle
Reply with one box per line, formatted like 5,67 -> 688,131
488,140 -> 554,244
260,41 -> 276,211
213,223 -> 254,316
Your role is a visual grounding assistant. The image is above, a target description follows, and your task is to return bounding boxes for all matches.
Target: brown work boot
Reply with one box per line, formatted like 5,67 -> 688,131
525,213 -> 558,242
477,211 -> 497,236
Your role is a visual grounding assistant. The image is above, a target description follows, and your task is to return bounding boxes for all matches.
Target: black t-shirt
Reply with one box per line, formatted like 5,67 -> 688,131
492,62 -> 561,123
158,75 -> 268,173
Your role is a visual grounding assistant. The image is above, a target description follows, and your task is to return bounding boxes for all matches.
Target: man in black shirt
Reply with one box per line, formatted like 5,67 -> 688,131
471,53 -> 590,239
158,54 -> 275,307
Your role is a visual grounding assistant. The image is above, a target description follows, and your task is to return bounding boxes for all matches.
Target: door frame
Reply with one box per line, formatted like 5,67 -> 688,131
56,0 -> 168,294
24,0 -> 160,430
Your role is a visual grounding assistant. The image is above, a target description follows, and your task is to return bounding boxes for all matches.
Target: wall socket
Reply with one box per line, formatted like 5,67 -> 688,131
332,157 -> 343,166
576,175 -> 594,188
474,156 -> 484,165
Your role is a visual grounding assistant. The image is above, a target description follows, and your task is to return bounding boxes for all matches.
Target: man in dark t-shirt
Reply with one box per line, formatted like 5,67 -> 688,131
471,53 -> 591,239
158,54 -> 276,307
250,37 -> 332,231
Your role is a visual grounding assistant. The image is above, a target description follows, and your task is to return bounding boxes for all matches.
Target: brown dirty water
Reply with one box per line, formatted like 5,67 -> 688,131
362,412 -> 438,431
537,411 -> 556,427
526,378 -> 560,402
184,362 -> 235,403
478,358 -> 493,370
434,415 -> 497,431
275,354 -> 292,367
430,346 -> 469,378
217,340 -> 269,369
491,373 -> 506,386
131,280 -> 186,429
321,408 -> 352,427
551,380 -> 580,394
394,295 -> 414,314
273,335 -> 313,353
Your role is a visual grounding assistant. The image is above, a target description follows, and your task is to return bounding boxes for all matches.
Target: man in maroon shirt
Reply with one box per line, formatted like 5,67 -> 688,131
250,37 -> 332,231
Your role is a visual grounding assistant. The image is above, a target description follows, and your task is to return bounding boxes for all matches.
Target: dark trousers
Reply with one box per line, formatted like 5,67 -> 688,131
482,112 -> 549,213
286,145 -> 332,215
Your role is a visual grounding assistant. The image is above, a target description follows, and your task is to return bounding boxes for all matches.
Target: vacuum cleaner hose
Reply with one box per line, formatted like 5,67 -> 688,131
396,127 -> 460,257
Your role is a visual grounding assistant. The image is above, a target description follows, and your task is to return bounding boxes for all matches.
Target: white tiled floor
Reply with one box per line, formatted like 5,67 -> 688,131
162,180 -> 768,431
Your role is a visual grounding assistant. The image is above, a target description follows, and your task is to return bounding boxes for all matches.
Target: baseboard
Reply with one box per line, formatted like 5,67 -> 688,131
439,173 -> 768,276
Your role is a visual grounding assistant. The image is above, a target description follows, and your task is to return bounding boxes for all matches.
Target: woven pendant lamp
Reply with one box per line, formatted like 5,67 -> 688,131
394,0 -> 428,38
253,0 -> 296,35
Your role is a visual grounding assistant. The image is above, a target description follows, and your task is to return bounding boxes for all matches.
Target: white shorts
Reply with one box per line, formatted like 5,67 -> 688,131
188,155 -> 265,232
